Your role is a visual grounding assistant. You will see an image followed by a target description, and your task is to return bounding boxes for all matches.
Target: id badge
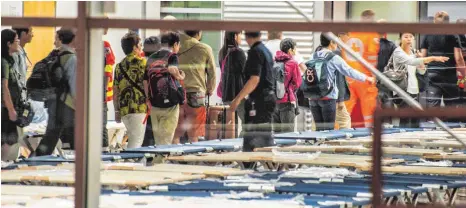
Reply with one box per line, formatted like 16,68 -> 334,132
249,110 -> 256,117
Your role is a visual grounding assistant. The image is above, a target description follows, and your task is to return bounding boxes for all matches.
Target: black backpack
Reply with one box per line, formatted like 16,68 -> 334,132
300,52 -> 335,99
273,61 -> 286,100
27,50 -> 72,101
146,53 -> 185,108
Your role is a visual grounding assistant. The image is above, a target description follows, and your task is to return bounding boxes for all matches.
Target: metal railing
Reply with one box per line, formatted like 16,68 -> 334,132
3,1 -> 466,207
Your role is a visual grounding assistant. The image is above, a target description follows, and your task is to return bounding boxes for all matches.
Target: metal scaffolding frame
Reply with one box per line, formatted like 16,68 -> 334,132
2,1 -> 466,207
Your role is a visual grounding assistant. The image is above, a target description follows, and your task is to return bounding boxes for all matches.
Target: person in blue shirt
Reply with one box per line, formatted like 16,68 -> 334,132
309,34 -> 375,131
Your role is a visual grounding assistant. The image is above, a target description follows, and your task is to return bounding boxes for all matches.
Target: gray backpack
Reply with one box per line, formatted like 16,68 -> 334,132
273,61 -> 286,100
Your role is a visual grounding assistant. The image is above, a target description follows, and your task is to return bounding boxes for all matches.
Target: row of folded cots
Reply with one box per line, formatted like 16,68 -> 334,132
2,123 -> 466,207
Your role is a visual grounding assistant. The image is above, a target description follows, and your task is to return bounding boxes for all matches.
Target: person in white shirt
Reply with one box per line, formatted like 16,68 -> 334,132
392,32 -> 448,127
265,31 -> 306,71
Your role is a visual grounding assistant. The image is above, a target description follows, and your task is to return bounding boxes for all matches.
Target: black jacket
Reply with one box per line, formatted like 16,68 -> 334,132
377,38 -> 397,72
333,47 -> 350,102
218,47 -> 247,102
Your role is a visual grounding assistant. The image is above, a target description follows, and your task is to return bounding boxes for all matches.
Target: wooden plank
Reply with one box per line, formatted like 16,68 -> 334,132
167,152 -> 404,168
1,169 -> 205,186
423,154 -> 466,161
256,146 -> 445,156
104,164 -> 253,177
359,166 -> 466,176
1,185 -> 74,197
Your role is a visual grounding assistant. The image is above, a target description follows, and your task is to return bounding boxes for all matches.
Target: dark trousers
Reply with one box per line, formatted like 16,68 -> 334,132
142,115 -> 155,147
425,82 -> 466,122
35,99 -> 75,156
272,102 -> 296,133
394,93 -> 420,128
426,82 -> 466,108
242,98 -> 276,152
1,107 -> 18,146
309,99 -> 337,131
102,102 -> 108,148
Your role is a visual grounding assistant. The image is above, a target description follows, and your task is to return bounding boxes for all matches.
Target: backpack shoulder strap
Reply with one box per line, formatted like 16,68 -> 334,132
120,60 -> 145,95
324,52 -> 335,61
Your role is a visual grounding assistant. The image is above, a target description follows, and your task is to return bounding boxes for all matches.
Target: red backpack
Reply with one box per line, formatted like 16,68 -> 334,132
146,53 -> 185,108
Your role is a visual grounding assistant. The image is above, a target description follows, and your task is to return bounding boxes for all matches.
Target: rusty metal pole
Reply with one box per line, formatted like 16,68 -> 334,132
75,1 -> 90,208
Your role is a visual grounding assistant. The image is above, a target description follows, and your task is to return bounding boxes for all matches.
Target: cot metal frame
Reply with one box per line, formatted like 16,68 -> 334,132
3,1 -> 466,207
372,107 -> 466,207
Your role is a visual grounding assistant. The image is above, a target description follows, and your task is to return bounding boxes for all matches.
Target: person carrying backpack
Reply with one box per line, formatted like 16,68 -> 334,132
113,31 -> 147,149
31,28 -> 77,156
230,31 -> 276,154
302,34 -> 375,131
143,32 -> 185,145
272,38 -> 301,133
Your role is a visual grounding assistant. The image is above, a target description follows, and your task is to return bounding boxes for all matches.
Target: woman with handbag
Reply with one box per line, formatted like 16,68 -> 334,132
217,31 -> 246,136
389,32 -> 448,127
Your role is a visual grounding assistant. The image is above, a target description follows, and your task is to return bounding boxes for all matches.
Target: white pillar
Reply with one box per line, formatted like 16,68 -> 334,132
86,2 -> 104,207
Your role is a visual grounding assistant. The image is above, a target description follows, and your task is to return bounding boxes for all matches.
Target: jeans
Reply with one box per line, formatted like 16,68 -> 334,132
242,98 -> 276,152
35,99 -> 75,156
309,99 -> 337,131
272,102 -> 296,133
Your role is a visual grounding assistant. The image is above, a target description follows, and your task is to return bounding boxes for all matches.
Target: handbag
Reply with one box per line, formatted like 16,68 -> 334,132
187,92 -> 206,108
11,66 -> 34,127
377,52 -> 408,92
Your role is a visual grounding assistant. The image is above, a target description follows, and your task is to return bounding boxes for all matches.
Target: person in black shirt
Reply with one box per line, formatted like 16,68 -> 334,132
218,31 -> 247,136
230,31 -> 276,153
421,11 -> 466,109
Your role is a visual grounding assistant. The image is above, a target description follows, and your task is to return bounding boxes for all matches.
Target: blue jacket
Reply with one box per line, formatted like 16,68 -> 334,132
309,48 -> 367,100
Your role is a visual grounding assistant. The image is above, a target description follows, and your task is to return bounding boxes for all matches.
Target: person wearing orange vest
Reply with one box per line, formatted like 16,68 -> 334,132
103,21 -> 115,150
104,41 -> 115,102
341,10 -> 380,127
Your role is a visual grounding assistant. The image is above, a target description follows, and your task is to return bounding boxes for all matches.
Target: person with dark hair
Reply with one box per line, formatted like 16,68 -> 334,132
113,31 -> 147,148
230,31 -> 276,153
140,36 -> 161,147
217,31 -> 247,134
144,32 -> 184,145
1,29 -> 21,160
174,30 -> 216,144
308,34 -> 374,131
421,11 -> 466,111
143,36 -> 161,58
390,32 -> 448,127
12,27 -> 33,85
33,28 -> 77,156
272,38 -> 301,133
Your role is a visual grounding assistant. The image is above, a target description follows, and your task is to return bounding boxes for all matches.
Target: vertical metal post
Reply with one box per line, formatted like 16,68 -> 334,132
75,1 -> 104,208
372,112 -> 384,207
75,1 -> 90,208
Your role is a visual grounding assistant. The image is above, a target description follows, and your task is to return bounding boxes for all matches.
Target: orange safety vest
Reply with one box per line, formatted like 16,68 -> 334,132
341,32 -> 380,77
104,41 -> 115,102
